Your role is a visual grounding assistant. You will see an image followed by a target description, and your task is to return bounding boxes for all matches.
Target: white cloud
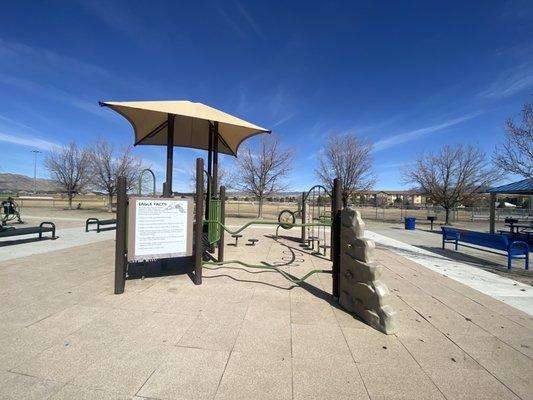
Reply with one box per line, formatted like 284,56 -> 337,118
272,112 -> 297,128
0,130 -> 59,151
234,0 -> 265,40
0,73 -> 118,122
76,0 -> 148,41
373,113 -> 479,152
479,61 -> 533,99
0,38 -> 110,79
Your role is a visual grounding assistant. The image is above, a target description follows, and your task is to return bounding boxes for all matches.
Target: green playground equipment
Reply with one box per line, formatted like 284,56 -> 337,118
203,169 -> 222,246
201,218 -> 333,284
199,162 -> 341,287
1,197 -> 23,226
137,168 -> 157,196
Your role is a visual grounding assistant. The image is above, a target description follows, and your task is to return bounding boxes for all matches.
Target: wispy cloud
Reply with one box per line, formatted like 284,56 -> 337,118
0,73 -> 116,121
373,113 -> 479,152
77,0 -> 148,42
0,114 -> 42,135
479,61 -> 533,99
0,38 -> 165,98
0,38 -> 110,79
0,130 -> 59,151
271,112 -> 298,128
234,0 -> 265,40
217,7 -> 246,37
235,84 -> 297,128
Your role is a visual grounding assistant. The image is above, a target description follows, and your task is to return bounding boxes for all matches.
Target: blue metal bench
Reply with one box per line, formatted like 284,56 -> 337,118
441,227 -> 529,270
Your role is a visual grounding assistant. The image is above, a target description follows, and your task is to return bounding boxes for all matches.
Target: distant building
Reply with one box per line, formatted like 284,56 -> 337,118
353,190 -> 426,206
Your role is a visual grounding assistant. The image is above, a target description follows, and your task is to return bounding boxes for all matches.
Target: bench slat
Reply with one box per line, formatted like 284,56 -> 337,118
0,226 -> 54,238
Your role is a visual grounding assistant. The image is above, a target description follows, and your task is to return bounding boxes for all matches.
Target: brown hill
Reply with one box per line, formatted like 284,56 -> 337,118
0,173 -> 61,194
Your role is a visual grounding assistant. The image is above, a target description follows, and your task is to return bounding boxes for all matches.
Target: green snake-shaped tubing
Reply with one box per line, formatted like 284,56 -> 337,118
202,219 -> 331,235
201,219 -> 333,283
203,260 -> 331,284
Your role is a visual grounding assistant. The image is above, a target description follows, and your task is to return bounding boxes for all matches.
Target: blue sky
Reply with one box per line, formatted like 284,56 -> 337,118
0,0 -> 532,191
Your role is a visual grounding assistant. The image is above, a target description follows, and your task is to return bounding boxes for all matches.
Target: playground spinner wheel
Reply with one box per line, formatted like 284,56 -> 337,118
278,209 -> 296,229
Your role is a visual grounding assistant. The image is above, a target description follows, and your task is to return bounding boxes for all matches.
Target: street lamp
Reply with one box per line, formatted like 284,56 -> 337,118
31,150 -> 42,195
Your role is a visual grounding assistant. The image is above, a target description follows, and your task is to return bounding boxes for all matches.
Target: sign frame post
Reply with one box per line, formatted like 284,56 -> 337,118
114,176 -> 127,294
194,157 -> 204,285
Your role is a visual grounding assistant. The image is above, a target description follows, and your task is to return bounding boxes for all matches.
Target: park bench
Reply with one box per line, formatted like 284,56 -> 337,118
441,226 -> 529,270
0,222 -> 57,241
85,218 -> 116,233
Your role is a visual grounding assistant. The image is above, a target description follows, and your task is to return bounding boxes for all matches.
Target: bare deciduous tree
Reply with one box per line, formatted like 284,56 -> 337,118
89,139 -> 144,212
189,164 -> 235,193
403,144 -> 501,224
237,136 -> 293,218
44,142 -> 92,209
315,134 -> 375,206
493,103 -> 533,179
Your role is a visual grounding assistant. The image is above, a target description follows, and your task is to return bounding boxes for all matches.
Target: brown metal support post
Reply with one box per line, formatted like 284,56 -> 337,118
194,158 -> 204,285
218,186 -> 226,262
212,122 -> 219,198
114,176 -> 127,294
163,114 -> 175,197
301,191 -> 306,243
205,123 -> 213,221
332,178 -> 342,299
489,192 -> 496,234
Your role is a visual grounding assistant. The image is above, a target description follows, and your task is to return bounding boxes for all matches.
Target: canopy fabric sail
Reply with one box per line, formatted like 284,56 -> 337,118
99,100 -> 271,156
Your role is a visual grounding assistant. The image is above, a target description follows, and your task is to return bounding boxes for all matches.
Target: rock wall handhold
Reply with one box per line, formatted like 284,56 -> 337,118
338,207 -> 397,334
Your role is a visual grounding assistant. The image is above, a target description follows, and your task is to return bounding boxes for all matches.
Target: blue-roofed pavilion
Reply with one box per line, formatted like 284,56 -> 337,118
486,178 -> 533,233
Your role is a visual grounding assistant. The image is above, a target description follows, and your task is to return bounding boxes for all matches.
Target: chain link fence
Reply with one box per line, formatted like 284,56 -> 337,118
1,195 -> 108,210
225,201 -> 300,219
4,196 -> 531,224
352,204 -> 532,223
225,201 -> 532,223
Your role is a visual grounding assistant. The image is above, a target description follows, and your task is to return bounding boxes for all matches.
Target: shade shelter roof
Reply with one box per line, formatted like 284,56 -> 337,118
99,100 -> 270,156
486,178 -> 533,195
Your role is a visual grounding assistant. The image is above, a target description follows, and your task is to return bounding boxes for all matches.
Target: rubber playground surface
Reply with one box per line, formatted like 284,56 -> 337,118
0,221 -> 532,399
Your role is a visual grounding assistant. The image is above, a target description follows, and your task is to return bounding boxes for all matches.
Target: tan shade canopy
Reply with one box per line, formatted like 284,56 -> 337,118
99,100 -> 270,156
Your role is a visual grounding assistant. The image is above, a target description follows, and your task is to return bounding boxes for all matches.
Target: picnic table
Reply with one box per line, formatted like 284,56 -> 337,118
504,222 -> 533,243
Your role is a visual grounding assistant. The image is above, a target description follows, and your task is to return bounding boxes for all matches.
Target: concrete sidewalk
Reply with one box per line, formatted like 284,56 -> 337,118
367,230 -> 533,316
0,226 -> 115,263
0,227 -> 531,399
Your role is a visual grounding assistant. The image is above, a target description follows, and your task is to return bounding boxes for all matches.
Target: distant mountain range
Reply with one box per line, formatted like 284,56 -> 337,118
0,173 -> 61,194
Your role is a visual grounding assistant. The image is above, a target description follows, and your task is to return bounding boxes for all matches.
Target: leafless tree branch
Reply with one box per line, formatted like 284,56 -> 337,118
403,144 -> 502,224
89,138 -> 145,212
44,142 -> 93,209
493,103 -> 533,180
315,133 -> 375,206
236,135 -> 293,218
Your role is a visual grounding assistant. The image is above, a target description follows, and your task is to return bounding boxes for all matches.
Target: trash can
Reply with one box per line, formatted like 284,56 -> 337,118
404,217 -> 416,230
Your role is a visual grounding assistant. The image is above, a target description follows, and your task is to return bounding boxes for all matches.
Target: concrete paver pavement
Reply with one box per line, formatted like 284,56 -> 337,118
0,227 -> 531,399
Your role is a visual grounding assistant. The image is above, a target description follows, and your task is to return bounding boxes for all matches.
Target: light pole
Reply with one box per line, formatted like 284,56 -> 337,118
31,150 -> 42,195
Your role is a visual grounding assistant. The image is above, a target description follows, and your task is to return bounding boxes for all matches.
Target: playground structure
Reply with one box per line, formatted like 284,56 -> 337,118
1,197 -> 23,226
101,100 -> 344,296
192,158 -> 342,287
104,100 -> 396,334
113,163 -> 342,294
